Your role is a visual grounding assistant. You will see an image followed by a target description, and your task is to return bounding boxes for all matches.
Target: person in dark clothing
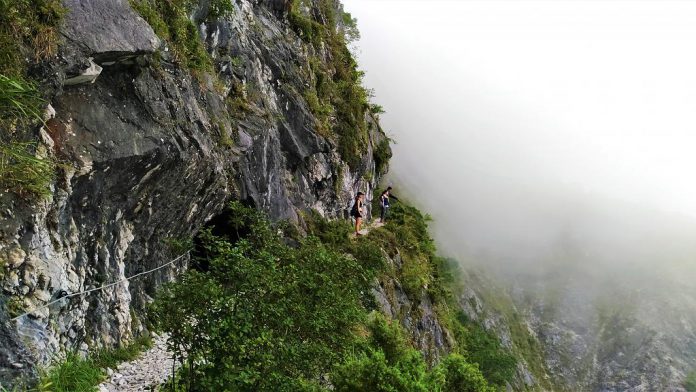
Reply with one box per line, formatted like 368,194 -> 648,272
351,192 -> 366,235
379,186 -> 399,223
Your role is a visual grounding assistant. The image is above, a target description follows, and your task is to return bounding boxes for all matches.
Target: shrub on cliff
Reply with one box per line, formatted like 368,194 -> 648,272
332,315 -> 494,392
153,201 -> 503,391
152,202 -> 380,391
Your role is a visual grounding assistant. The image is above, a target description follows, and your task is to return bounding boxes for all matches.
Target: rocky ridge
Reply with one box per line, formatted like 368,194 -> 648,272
0,0 -> 387,385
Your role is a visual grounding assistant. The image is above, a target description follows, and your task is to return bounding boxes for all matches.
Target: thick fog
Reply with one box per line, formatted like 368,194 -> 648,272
343,0 -> 696,289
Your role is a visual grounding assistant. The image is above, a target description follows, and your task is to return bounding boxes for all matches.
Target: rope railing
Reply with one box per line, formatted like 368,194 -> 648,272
9,252 -> 189,322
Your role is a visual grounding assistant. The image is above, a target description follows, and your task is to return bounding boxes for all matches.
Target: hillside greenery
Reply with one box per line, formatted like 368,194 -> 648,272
0,0 -> 64,77
30,335 -> 153,392
685,371 -> 696,392
290,0 -> 381,171
151,200 -> 517,391
0,74 -> 56,200
129,0 -> 233,72
0,1 -> 62,201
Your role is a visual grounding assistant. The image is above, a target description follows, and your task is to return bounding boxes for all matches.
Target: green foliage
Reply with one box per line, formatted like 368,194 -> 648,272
0,74 -> 55,200
373,138 -> 392,176
290,0 -> 374,170
401,253 -> 431,298
129,0 -> 233,72
370,104 -> 386,115
685,371 -> 696,392
0,75 -> 44,124
163,236 -> 194,257
332,315 -> 494,392
332,349 -> 429,392
206,0 -> 234,21
430,262 -> 519,388
289,8 -> 323,45
40,338 -> 151,390
428,354 -> 495,392
154,199 -> 512,391
39,353 -> 104,392
37,335 -> 153,392
459,317 -> 517,386
90,335 -> 153,370
0,0 -> 64,77
341,11 -> 360,43
0,142 -> 55,199
152,202 -> 381,391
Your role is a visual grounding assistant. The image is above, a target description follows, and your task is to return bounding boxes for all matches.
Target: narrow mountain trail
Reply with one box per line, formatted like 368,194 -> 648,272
98,334 -> 176,392
352,220 -> 385,237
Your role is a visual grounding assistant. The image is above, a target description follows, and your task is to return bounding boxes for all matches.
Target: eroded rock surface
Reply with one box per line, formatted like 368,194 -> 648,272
0,0 -> 387,385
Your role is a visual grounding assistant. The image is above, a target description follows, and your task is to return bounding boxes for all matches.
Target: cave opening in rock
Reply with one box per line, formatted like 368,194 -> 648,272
190,199 -> 257,272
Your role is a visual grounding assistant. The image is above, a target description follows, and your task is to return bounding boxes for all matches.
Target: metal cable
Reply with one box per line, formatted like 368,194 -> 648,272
9,252 -> 189,322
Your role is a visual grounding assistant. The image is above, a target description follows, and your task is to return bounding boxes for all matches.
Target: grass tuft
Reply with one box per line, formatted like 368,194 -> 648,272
0,0 -> 64,77
0,74 -> 55,200
39,352 -> 104,392
38,335 -> 153,392
0,75 -> 44,123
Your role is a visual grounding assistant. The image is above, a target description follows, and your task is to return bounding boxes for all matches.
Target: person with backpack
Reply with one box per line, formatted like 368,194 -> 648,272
351,192 -> 366,235
379,186 -> 399,223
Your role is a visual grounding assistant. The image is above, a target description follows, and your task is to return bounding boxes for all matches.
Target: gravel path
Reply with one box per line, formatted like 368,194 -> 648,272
98,334 -> 177,392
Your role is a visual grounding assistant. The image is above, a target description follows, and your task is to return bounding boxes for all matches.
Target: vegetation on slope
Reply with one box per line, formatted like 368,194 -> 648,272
0,0 -> 64,78
129,0 -> 233,72
35,335 -> 153,392
0,1 -> 62,201
151,201 -> 517,391
290,0 -> 381,171
0,75 -> 56,200
685,371 -> 696,392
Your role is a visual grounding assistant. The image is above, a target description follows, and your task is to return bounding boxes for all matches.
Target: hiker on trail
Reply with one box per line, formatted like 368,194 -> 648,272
351,192 -> 366,235
379,186 -> 399,223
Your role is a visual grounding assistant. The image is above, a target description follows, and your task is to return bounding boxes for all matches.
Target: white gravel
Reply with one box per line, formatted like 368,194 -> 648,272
98,334 -> 178,392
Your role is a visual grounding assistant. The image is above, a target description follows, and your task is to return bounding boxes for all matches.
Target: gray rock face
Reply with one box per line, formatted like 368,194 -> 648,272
0,0 -> 388,386
62,0 -> 160,62
510,275 -> 696,392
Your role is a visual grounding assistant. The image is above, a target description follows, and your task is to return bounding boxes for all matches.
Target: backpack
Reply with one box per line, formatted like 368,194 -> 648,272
350,200 -> 360,217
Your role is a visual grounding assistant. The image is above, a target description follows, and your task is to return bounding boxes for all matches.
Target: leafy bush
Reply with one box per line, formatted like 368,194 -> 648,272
401,252 -> 431,298
460,320 -> 517,386
152,202 -> 381,391
373,138 -> 392,176
332,315 -> 494,392
332,349 -> 429,392
428,354 -> 495,392
154,201 -> 506,391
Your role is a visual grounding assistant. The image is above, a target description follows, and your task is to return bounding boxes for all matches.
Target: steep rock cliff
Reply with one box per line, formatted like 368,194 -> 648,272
0,0 -> 387,383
